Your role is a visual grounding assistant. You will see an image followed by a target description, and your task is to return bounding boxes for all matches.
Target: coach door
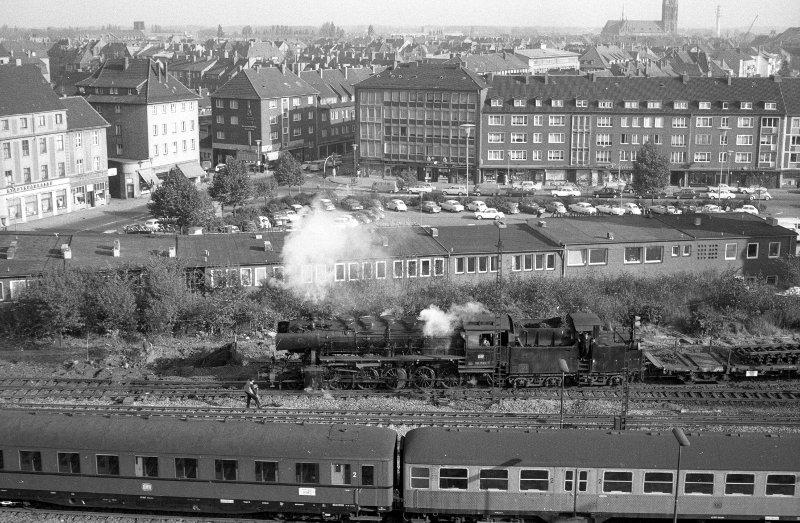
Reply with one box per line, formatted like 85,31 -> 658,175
565,469 -> 596,513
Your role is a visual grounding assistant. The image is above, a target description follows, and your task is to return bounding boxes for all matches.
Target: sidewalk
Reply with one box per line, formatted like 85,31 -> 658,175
11,197 -> 148,232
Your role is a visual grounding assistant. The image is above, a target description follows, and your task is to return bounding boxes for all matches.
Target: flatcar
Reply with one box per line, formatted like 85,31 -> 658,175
403,426 -> 800,523
0,410 -> 396,517
268,312 -> 641,389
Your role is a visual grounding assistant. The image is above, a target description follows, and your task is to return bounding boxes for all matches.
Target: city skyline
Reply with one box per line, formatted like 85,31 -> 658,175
4,0 -> 799,32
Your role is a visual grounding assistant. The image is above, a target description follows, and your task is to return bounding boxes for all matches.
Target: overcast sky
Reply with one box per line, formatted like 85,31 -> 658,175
4,0 -> 798,31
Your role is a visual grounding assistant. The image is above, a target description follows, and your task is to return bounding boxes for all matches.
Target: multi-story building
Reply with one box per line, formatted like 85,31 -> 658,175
1,64 -> 110,227
210,66 -> 318,166
480,74 -> 797,188
513,47 -> 580,74
354,62 -> 487,182
76,58 -> 203,199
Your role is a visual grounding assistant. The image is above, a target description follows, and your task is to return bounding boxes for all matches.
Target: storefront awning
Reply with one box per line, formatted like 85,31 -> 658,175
177,162 -> 207,180
138,169 -> 161,189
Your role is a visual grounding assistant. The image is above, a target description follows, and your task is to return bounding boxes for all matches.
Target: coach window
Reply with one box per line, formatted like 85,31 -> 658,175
643,472 -> 673,494
725,473 -> 755,495
334,263 -> 346,281
58,452 -> 81,474
479,469 -> 508,490
19,451 -> 42,472
746,243 -> 759,259
175,457 -> 198,479
296,463 -> 319,484
766,474 -> 796,496
724,243 -> 738,260
624,247 -> 642,264
332,463 -> 352,485
410,467 -> 430,488
455,257 -> 465,274
684,473 -> 714,494
420,259 -> 431,277
467,256 -> 476,273
255,461 -> 278,482
520,470 -> 549,491
439,468 -> 468,489
768,242 -> 780,258
96,455 -> 120,476
361,465 -> 375,486
393,260 -> 403,278
645,246 -> 663,263
603,471 -> 633,493
135,456 -> 158,477
215,459 -> 238,481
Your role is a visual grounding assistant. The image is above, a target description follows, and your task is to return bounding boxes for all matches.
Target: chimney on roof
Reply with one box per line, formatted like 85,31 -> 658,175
123,56 -> 129,70
5,240 -> 17,260
112,239 -> 121,257
61,244 -> 72,260
380,235 -> 389,247
544,73 -> 549,85
681,74 -> 689,84
264,240 -> 273,251
726,74 -> 732,85
773,74 -> 782,83
524,74 -> 531,85
429,227 -> 439,237
694,216 -> 702,226
607,231 -> 614,240
168,245 -> 176,258
486,72 -> 494,83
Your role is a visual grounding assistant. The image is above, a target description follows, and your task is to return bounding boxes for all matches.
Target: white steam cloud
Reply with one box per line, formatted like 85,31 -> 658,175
418,302 -> 488,336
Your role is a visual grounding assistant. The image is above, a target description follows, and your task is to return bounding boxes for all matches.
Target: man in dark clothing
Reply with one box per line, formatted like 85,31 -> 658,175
244,379 -> 261,408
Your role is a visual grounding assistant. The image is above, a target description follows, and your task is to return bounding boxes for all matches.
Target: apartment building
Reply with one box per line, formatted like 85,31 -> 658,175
354,62 -> 488,182
0,64 -> 110,227
210,66 -> 318,166
480,74 -> 798,188
76,58 -> 203,199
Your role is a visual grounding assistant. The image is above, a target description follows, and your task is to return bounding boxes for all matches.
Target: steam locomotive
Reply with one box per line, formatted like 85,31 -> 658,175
264,312 -> 641,389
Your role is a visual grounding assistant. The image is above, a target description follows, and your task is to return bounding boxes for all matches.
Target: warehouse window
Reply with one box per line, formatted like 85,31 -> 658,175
724,243 -> 737,260
467,256 -> 476,273
479,469 -> 508,490
439,468 -> 468,490
407,260 -> 418,277
434,258 -> 444,276
645,246 -> 663,263
376,261 -> 386,279
349,262 -> 360,280
685,473 -> 714,494
725,473 -> 754,495
455,257 -> 465,274
334,263 -> 346,282
362,465 -> 375,486
410,467 -> 430,489
589,248 -> 607,265
393,260 -> 403,278
567,249 -> 586,266
331,463 -> 352,485
643,472 -> 673,494
19,451 -> 42,472
478,256 -> 488,273
768,242 -> 780,258
603,471 -> 633,493
175,457 -> 198,479
255,461 -> 278,482
520,469 -> 549,491
96,455 -> 120,476
766,474 -> 796,496
420,258 -> 431,277
296,463 -> 319,484
58,452 -> 81,474
215,459 -> 238,481
135,456 -> 158,477
624,247 -> 642,263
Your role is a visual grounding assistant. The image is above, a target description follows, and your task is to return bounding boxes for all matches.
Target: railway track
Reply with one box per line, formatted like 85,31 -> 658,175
0,505 -> 261,522
1,377 -> 798,406
2,403 -> 798,430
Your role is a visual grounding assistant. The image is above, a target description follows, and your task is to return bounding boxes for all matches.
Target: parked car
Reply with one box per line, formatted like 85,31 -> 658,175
467,200 -> 488,212
635,189 -> 668,199
706,189 -> 735,200
440,200 -> 465,212
341,199 -> 364,211
318,198 -> 336,211
214,163 -> 226,172
365,208 -> 385,220
473,184 -> 512,196
673,188 -> 699,199
551,185 -> 581,197
352,211 -> 372,224
474,208 -> 505,220
734,205 -> 760,215
386,199 -> 408,211
519,201 -> 544,214
545,201 -> 567,214
649,205 -> 682,215
701,204 -> 724,213
372,180 -> 400,193
568,202 -> 598,215
143,218 -> 161,231
441,185 -> 468,196
240,220 -> 258,232
420,201 -> 442,213
707,184 -> 734,193
596,204 -> 625,215
748,189 -> 772,201
621,202 -> 642,215
219,225 -> 241,233
512,180 -> 541,192
498,201 -> 520,214
592,187 -> 621,198
368,199 -> 384,210
257,216 -> 272,229
407,182 -> 434,194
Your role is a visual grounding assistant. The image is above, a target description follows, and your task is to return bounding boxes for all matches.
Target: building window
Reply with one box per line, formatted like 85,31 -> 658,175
511,115 -> 527,125
588,248 -> 607,265
765,102 -> 777,110
603,471 -> 633,493
746,243 -> 759,258
532,133 -> 542,143
645,246 -> 663,263
724,243 -> 738,260
487,150 -> 504,160
576,99 -> 588,108
738,117 -> 754,128
509,150 -> 527,160
114,105 -> 121,113
216,131 -> 225,140
672,245 -> 679,257
698,101 -> 711,110
41,164 -> 49,180
735,152 -> 752,163
547,150 -> 564,161
725,473 -> 754,496
596,151 -> 611,163
510,132 -> 527,143
533,115 -> 543,126
393,260 -> 403,278
490,98 -> 503,107
567,249 -> 586,266
596,134 -> 612,146
467,256 -> 476,273
1,143 -> 9,159
550,99 -> 563,107
624,247 -> 642,263
720,134 -> 729,147
736,135 -> 753,145
695,134 -> 711,145
597,116 -> 612,127
22,139 -> 30,156
488,132 -> 504,143
693,152 -> 710,163
548,133 -> 565,143
624,101 -> 639,109
215,459 -> 238,481
548,115 -> 565,126
488,115 -> 504,125
768,242 -> 780,258
96,455 -> 120,476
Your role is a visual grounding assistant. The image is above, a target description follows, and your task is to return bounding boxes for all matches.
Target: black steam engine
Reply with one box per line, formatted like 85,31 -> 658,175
263,312 -> 641,389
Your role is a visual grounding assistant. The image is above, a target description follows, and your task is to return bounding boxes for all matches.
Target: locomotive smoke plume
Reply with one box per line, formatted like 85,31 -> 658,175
419,302 -> 488,337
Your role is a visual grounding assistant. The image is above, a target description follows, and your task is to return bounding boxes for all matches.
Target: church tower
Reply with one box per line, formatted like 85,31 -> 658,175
662,0 -> 678,34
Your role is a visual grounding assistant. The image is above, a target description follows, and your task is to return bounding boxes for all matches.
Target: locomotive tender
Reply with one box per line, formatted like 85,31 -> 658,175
270,312 -> 641,389
1,411 -> 798,522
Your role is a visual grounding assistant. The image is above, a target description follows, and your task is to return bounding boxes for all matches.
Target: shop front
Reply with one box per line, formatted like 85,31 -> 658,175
1,178 -> 75,227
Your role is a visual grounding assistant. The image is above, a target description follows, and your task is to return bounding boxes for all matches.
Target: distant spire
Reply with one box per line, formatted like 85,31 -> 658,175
621,3 -> 625,21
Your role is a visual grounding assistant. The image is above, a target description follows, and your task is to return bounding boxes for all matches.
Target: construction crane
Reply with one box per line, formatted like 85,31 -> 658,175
740,14 -> 758,45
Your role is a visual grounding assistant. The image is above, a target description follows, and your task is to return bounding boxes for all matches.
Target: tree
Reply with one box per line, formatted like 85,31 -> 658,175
242,25 -> 253,38
217,24 -> 225,38
368,25 -> 375,38
148,167 -> 214,230
14,268 -> 87,337
272,152 -> 304,195
207,158 -> 253,216
631,142 -> 670,199
395,169 -> 417,190
253,177 -> 278,209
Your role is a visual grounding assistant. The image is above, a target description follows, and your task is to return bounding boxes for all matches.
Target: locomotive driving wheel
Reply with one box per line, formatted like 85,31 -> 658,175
544,376 -> 562,387
438,372 -> 461,388
381,367 -> 407,389
323,369 -> 343,389
412,366 -> 437,388
511,377 -> 528,389
356,368 -> 380,390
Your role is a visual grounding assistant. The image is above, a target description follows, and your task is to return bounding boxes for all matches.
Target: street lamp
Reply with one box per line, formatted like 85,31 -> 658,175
495,219 -> 506,285
460,123 -> 475,196
558,358 -> 569,429
255,139 -> 262,172
352,143 -> 359,185
672,427 -> 691,523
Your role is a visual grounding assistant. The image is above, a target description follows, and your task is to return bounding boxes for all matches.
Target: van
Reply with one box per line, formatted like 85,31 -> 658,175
372,180 -> 400,193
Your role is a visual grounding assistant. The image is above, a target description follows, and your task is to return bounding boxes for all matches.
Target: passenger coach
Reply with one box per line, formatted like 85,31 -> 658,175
402,427 -> 800,522
0,411 -> 396,517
